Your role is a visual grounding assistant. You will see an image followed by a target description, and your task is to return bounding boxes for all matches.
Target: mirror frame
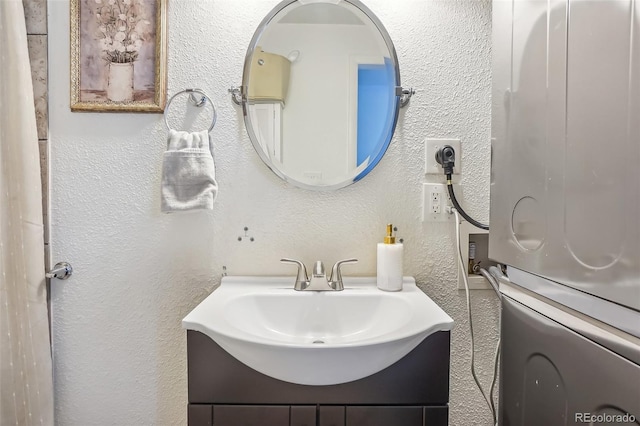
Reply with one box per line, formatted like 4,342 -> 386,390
240,0 -> 402,191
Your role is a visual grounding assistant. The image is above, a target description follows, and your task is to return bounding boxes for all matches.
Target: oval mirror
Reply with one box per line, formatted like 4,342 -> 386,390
241,0 -> 402,190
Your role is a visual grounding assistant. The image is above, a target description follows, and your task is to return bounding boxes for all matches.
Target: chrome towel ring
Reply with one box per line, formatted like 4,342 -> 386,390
164,88 -> 217,132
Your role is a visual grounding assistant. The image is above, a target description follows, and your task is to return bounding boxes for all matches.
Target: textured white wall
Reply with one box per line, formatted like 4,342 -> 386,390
49,0 -> 497,425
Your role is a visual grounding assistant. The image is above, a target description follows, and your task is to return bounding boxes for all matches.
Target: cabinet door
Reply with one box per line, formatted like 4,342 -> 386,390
319,406 -> 345,426
423,406 -> 448,425
188,405 -> 213,426
213,405 -> 289,426
346,406 -> 423,426
290,406 -> 316,426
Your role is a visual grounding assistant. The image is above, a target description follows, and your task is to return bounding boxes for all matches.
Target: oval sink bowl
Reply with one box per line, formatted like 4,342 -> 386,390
182,276 -> 453,386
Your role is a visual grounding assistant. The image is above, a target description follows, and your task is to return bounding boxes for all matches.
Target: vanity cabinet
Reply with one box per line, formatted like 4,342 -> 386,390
188,404 -> 448,426
186,330 -> 451,426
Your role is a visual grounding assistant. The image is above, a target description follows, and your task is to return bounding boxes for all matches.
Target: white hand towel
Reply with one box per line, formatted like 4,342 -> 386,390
161,129 -> 218,213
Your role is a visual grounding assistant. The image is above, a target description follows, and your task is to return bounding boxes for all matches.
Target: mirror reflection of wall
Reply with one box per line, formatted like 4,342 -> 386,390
243,0 -> 400,190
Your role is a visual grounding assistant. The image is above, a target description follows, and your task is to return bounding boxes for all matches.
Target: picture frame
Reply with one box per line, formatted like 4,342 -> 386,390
70,0 -> 168,112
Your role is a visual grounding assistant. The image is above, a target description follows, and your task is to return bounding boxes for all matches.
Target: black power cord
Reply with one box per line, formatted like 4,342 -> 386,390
435,145 -> 489,230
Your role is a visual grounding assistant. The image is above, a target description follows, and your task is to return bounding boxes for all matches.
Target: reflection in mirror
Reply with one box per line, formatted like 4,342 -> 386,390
242,0 -> 401,190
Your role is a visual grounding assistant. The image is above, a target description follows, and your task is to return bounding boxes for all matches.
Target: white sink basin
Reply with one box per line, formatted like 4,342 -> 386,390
182,276 -> 453,386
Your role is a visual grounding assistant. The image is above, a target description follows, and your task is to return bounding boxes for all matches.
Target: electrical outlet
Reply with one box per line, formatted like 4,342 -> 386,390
431,191 -> 441,214
423,184 -> 450,222
422,183 -> 463,222
425,138 -> 461,175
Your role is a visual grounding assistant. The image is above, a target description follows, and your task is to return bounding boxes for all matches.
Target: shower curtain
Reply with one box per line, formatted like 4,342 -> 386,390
0,1 -> 54,424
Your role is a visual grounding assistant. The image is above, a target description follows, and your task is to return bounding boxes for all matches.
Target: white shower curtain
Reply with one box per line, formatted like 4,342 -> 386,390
0,1 -> 54,425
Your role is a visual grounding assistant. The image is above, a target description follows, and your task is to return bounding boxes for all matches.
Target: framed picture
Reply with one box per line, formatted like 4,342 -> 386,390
70,0 -> 168,112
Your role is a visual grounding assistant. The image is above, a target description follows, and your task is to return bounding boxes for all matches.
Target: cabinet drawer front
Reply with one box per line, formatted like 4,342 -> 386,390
213,405 -> 289,426
424,406 -> 448,425
319,406 -> 345,426
346,406 -> 423,426
290,406 -> 316,426
188,405 -> 213,426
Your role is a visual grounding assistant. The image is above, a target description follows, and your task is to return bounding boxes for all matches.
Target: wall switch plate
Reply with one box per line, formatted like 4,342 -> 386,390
425,138 -> 461,175
422,183 -> 456,222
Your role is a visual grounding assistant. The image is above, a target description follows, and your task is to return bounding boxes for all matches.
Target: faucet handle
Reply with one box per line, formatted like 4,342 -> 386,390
329,258 -> 358,291
280,258 -> 309,291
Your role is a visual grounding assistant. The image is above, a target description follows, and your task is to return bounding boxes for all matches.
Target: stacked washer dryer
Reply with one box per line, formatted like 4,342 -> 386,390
490,0 -> 640,424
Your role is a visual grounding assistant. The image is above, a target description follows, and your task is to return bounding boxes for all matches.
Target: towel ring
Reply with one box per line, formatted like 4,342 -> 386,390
164,88 -> 217,132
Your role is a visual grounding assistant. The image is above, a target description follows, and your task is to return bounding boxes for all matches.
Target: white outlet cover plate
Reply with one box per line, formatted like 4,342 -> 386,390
425,138 -> 461,175
422,183 -> 455,222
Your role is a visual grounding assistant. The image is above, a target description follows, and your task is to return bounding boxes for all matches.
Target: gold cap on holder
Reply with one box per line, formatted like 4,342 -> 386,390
383,224 -> 395,244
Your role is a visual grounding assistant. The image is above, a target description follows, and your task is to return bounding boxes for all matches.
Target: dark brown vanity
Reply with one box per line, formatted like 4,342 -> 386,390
187,330 -> 451,426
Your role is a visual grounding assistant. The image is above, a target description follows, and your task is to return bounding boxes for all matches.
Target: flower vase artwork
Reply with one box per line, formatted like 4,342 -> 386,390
72,0 -> 166,112
95,0 -> 147,102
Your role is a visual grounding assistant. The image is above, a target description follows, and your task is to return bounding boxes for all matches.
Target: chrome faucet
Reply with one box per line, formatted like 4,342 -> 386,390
280,258 -> 358,291
307,261 -> 329,291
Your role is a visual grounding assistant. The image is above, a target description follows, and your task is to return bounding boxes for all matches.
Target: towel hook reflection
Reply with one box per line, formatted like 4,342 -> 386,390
164,88 -> 217,132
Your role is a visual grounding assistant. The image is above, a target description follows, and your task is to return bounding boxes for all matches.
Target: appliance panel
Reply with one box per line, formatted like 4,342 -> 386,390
490,0 -> 640,312
500,296 -> 640,425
